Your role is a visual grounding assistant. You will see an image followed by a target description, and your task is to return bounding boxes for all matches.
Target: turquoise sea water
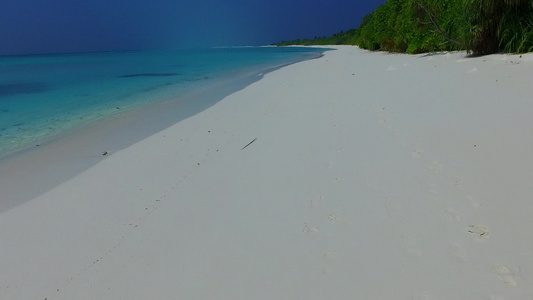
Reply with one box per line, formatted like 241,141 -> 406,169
0,47 -> 324,158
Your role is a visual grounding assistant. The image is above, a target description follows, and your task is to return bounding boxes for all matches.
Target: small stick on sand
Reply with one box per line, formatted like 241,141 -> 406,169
241,138 -> 257,150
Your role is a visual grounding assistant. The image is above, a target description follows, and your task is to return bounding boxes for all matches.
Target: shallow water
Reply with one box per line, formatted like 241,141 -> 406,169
0,47 -> 324,158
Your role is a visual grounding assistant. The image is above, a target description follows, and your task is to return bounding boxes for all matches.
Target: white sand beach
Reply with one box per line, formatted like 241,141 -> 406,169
1,46 -> 532,299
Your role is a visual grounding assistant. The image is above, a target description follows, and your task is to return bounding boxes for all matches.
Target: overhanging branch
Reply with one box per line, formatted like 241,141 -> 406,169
417,2 -> 462,46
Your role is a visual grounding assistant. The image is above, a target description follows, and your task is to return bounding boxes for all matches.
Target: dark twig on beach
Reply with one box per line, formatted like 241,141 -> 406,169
241,138 -> 257,150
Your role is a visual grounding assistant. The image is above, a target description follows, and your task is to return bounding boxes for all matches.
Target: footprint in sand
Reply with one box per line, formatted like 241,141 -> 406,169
385,202 -> 403,217
428,184 -> 440,196
426,161 -> 443,173
387,65 -> 396,71
467,224 -> 490,240
412,149 -> 424,159
445,208 -> 465,222
328,214 -> 338,223
449,243 -> 467,262
303,223 -> 319,234
452,179 -> 464,186
322,250 -> 338,274
310,195 -> 323,208
464,195 -> 481,209
399,237 -> 422,258
492,264 -> 518,287
324,250 -> 338,262
334,176 -> 344,184
414,290 -> 435,300
376,107 -> 391,125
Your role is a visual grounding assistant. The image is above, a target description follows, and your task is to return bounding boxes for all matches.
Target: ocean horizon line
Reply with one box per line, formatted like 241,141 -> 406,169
0,44 -> 305,58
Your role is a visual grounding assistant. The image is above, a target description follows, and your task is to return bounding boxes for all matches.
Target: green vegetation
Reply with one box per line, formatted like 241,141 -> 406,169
275,30 -> 359,46
273,0 -> 533,55
464,0 -> 533,54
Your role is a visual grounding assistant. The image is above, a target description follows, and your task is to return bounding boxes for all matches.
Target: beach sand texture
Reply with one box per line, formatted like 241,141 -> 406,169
1,46 -> 532,299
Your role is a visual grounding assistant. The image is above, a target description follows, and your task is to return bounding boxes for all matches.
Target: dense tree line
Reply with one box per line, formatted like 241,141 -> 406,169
273,0 -> 533,55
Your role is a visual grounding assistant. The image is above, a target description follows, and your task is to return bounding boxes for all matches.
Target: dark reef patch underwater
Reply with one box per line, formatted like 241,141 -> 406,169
119,73 -> 180,78
0,82 -> 48,98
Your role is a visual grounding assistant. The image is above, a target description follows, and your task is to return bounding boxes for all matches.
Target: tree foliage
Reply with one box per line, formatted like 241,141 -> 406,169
354,0 -> 465,53
464,0 -> 533,54
274,30 -> 359,47
273,0 -> 533,55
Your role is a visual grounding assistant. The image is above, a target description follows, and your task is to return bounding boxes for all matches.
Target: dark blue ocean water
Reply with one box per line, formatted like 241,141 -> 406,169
0,47 -> 324,157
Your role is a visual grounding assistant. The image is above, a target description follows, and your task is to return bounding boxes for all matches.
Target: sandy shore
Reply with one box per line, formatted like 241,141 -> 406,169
1,46 -> 532,299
